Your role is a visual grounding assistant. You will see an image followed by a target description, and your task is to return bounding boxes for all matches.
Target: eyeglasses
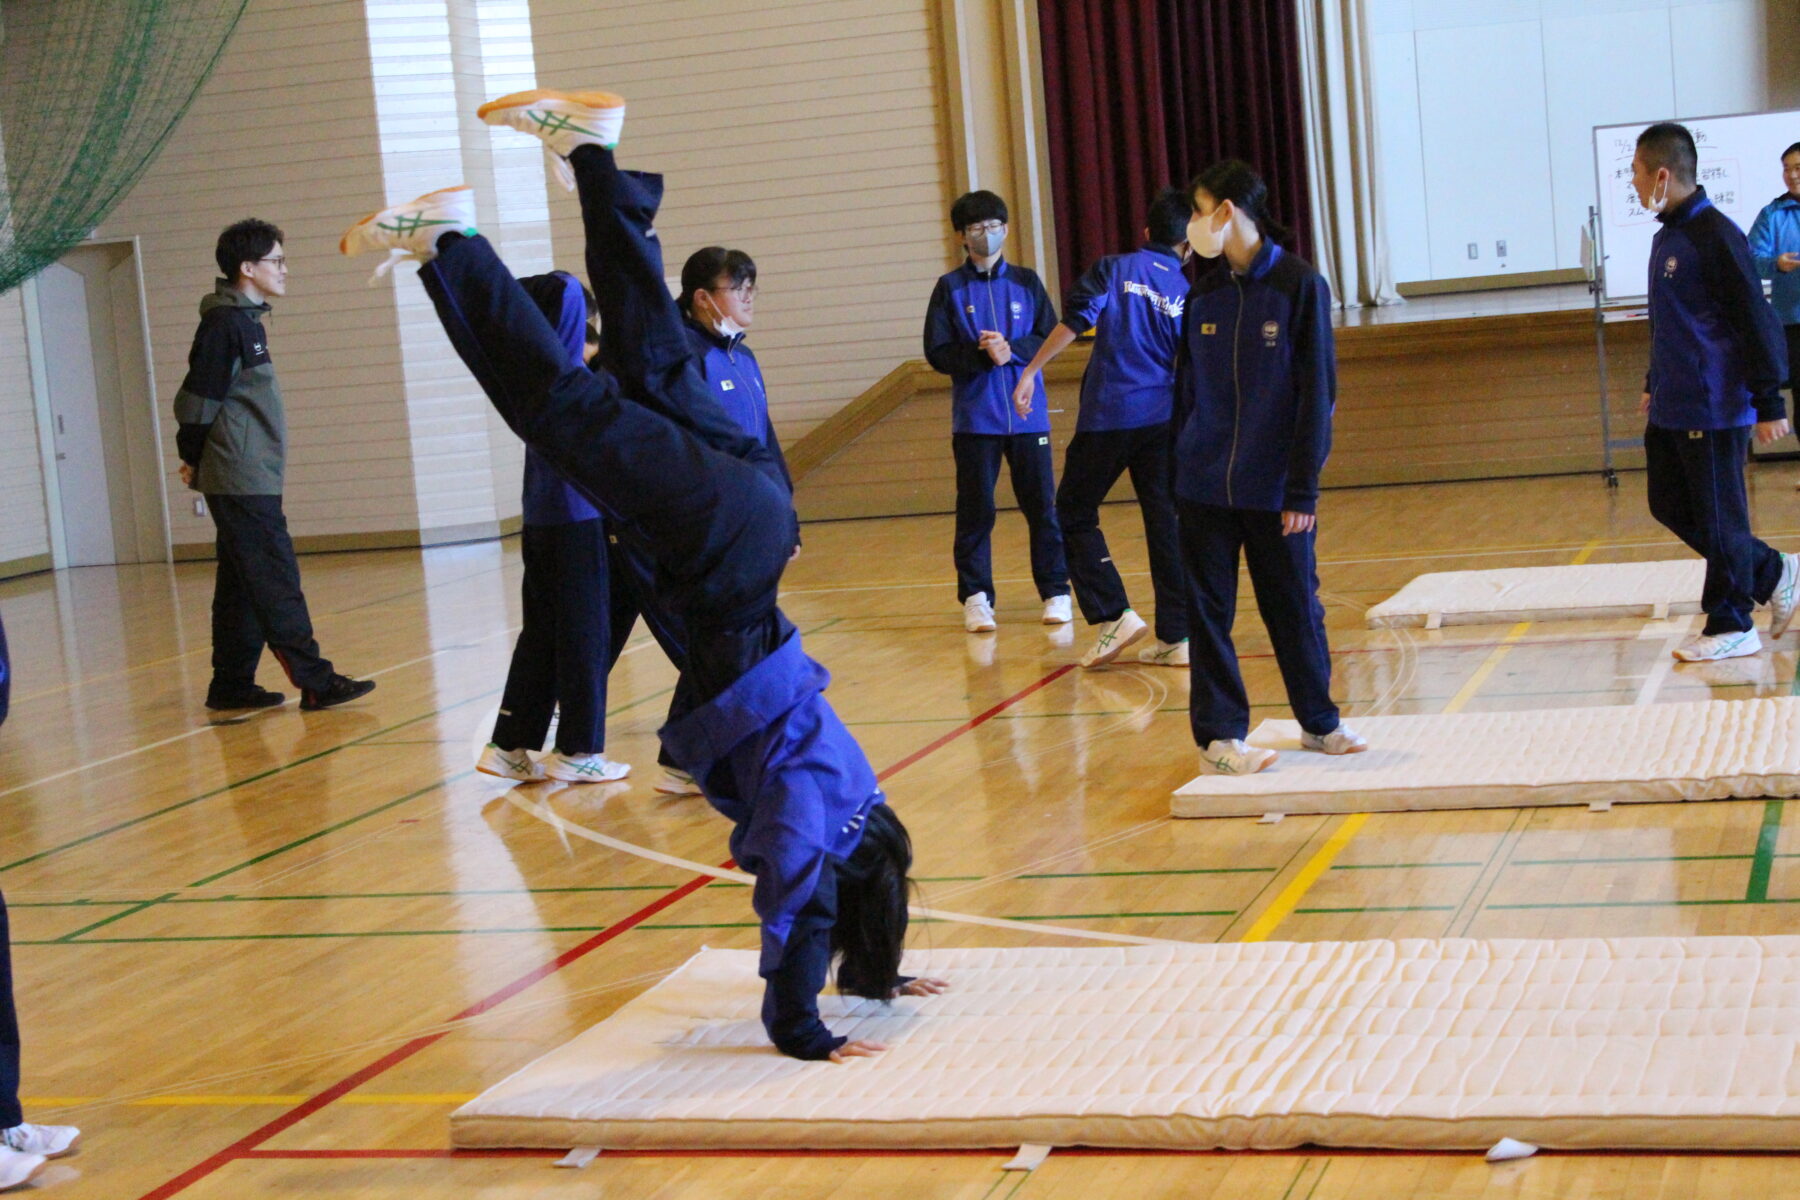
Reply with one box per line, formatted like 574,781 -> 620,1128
257,255 -> 287,269
713,281 -> 756,300
963,221 -> 1005,236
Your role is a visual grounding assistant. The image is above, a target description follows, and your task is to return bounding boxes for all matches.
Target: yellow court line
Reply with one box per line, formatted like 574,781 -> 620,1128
1239,813 -> 1370,943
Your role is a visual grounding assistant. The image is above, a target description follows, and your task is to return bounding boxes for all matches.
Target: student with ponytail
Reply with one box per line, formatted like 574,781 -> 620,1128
1174,160 -> 1365,777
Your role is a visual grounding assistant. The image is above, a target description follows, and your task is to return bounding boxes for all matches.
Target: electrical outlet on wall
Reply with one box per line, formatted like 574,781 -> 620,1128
1467,242 -> 1478,259
1496,239 -> 1508,257
193,498 -> 206,517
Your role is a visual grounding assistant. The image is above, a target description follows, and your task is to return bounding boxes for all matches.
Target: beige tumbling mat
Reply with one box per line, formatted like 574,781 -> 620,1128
452,939 -> 1800,1152
1365,560 -> 1704,629
1172,697 -> 1800,819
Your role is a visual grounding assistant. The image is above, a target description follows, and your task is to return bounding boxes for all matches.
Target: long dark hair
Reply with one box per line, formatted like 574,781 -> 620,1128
1189,160 -> 1293,245
831,803 -> 914,1000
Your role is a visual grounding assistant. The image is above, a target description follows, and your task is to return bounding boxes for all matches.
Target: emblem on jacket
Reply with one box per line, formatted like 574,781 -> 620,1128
1262,320 -> 1279,344
1201,323 -> 1217,335
1010,301 -> 1022,316
1664,256 -> 1678,276
721,379 -> 735,391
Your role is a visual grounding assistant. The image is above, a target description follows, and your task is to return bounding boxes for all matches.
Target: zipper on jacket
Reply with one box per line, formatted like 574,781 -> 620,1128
983,273 -> 1011,434
1225,275 -> 1245,506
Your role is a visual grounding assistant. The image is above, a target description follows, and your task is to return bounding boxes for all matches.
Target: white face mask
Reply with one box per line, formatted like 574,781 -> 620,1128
1647,175 -> 1669,214
701,292 -> 745,339
1187,209 -> 1225,259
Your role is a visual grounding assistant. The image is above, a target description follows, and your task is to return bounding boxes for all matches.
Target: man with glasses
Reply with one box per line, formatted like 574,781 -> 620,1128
173,219 -> 375,711
923,190 -> 1071,634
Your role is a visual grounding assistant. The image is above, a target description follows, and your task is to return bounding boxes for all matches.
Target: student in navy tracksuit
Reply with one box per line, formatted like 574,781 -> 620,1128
1632,123 -> 1798,662
923,189 -> 1072,632
476,273 -> 629,786
1747,142 -> 1800,436
1013,188 -> 1193,669
678,246 -> 796,490
344,88 -> 945,1061
0,618 -> 82,1189
1175,161 -> 1365,777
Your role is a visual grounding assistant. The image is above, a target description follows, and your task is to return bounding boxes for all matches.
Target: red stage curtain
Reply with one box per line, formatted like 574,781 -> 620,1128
1038,0 -> 1315,295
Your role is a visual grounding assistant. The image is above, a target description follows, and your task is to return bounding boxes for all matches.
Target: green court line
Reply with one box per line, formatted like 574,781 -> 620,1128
1018,866 -> 1275,879
1513,853 -> 1756,866
1275,1158 -> 1314,1200
1746,799 -> 1786,903
1300,1160 -> 1332,1200
1294,905 -> 1456,914
1444,807 -> 1529,938
1332,861 -> 1483,870
56,893 -> 175,941
1489,897 -> 1800,910
1003,909 -> 1237,921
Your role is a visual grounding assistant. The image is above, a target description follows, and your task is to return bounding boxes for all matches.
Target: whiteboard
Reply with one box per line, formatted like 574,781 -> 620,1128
1593,108 -> 1800,301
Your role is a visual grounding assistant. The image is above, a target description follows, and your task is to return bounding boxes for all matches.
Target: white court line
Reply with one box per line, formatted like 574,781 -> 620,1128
1632,614 -> 1702,707
504,792 -> 1182,947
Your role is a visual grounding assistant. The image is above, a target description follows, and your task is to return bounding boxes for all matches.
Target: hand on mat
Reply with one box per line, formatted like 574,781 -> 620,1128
894,976 -> 950,998
1281,511 -> 1315,536
1779,251 -> 1800,273
1640,391 -> 1651,415
1756,418 -> 1791,446
828,1039 -> 888,1063
1011,371 -> 1036,418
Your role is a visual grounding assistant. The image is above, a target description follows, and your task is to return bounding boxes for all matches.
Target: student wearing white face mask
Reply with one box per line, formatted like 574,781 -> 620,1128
1174,160 -> 1364,778
678,247 -> 795,496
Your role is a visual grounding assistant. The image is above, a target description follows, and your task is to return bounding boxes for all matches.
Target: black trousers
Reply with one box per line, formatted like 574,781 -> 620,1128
1786,324 -> 1800,394
1179,500 -> 1339,746
1645,422 -> 1781,635
207,493 -> 334,692
1054,423 -> 1187,643
951,432 -> 1069,604
605,531 -> 693,769
0,890 -> 19,1129
418,146 -> 792,717
491,519 -> 610,755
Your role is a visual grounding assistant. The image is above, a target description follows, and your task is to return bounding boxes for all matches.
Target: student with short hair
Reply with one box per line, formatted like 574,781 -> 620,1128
1176,161 -> 1364,777
173,220 -> 374,712
1747,141 -> 1800,445
1634,122 -> 1798,661
678,246 -> 794,488
1012,187 -> 1193,669
923,190 -> 1072,633
0,615 -> 82,1191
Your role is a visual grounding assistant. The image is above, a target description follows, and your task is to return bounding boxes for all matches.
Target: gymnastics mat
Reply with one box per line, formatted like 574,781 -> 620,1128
1171,697 -> 1800,819
1365,559 -> 1704,629
450,939 -> 1800,1152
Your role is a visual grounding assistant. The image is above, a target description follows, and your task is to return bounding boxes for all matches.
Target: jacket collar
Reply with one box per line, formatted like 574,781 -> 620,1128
1143,241 -> 1183,262
1233,239 -> 1283,281
963,256 -> 1009,282
685,315 -> 744,353
1657,184 -> 1712,226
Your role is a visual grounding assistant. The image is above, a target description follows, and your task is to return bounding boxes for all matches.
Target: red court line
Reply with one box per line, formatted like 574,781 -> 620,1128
136,663 -> 1074,1199
236,1146 -> 1800,1162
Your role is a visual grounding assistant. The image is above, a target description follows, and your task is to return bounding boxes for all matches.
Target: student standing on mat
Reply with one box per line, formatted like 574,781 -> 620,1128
0,616 -> 82,1191
1748,140 -> 1800,485
1176,161 -> 1364,776
923,190 -> 1073,633
1011,187 -> 1193,669
476,273 -> 629,785
1633,122 -> 1799,662
340,87 -> 946,1061
174,220 -> 375,713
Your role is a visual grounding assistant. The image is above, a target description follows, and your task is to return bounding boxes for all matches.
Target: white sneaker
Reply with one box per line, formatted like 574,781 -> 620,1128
476,743 -> 544,782
964,592 -> 997,633
1195,738 -> 1278,776
0,1148 -> 42,1190
478,87 -> 625,190
1301,725 -> 1368,755
1770,552 -> 1800,638
654,767 -> 700,795
1042,594 -> 1073,625
1137,639 -> 1189,667
1673,628 -> 1762,662
1080,609 -> 1148,668
339,184 -> 478,282
542,751 -> 630,783
1,1124 -> 78,1158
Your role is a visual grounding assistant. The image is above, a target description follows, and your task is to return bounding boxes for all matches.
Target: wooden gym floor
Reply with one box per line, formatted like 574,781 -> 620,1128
2,465 -> 1799,1199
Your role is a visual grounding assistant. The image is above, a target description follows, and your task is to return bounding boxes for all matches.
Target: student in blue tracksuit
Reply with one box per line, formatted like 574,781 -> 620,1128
923,190 -> 1072,633
678,246 -> 795,491
476,273 -> 629,786
342,87 -> 946,1061
1175,161 -> 1365,777
1012,188 -> 1192,670
0,617 -> 83,1190
1748,141 -> 1800,430
1633,122 -> 1798,663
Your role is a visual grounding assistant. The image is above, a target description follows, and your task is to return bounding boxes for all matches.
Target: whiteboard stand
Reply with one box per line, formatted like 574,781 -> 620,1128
1587,206 -> 1624,488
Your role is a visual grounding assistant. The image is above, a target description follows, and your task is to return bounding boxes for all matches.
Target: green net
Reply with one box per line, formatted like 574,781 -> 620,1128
0,0 -> 247,297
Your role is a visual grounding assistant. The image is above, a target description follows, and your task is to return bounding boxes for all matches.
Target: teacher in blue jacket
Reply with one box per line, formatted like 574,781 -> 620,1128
1175,161 -> 1365,778
1748,141 -> 1800,423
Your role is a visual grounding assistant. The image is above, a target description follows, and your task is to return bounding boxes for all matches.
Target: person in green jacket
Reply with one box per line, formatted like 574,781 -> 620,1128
173,219 -> 374,712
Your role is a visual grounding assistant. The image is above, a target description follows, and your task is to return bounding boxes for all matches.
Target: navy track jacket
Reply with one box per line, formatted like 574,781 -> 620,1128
1645,186 -> 1789,430
683,319 -> 794,489
1062,243 -> 1186,432
923,257 -> 1057,434
1174,242 -> 1336,514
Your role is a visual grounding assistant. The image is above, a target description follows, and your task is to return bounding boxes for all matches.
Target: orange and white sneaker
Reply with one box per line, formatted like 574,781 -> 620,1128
477,88 -> 625,190
339,185 -> 479,282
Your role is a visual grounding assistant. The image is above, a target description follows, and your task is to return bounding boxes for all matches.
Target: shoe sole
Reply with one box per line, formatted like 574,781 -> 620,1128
476,764 -> 542,782
964,617 -> 997,633
0,1154 -> 44,1189
205,698 -> 285,711
1304,741 -> 1369,755
653,783 -> 700,795
1672,639 -> 1761,662
1196,751 -> 1279,775
300,683 -> 378,711
1081,620 -> 1149,669
339,185 -> 474,255
477,87 -> 626,121
544,767 -> 632,783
